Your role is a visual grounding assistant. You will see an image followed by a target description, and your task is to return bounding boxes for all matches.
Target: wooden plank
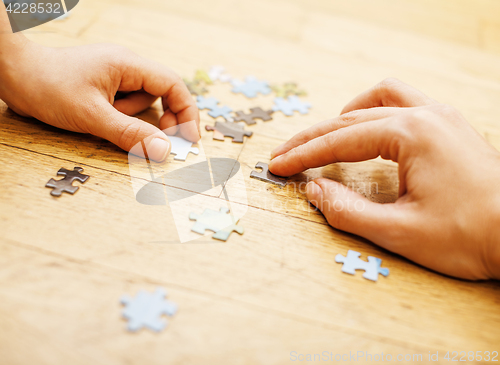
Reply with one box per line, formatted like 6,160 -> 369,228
72,2 -> 500,137
0,238 -> 440,365
0,144 -> 499,354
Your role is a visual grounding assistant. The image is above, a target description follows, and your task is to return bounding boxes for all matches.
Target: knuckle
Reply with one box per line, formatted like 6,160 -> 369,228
338,110 -> 361,125
293,144 -> 309,170
400,110 -> 433,133
117,121 -> 143,150
377,77 -> 402,93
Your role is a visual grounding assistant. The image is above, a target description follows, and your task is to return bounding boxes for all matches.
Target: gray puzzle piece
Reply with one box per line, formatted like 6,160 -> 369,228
189,207 -> 244,241
250,162 -> 287,187
335,250 -> 389,282
45,167 -> 89,197
205,122 -> 252,143
168,136 -> 199,161
120,288 -> 178,332
233,107 -> 273,125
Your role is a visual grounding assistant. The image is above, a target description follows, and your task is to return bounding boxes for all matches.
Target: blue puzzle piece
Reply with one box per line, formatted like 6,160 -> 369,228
335,250 -> 389,282
189,207 -> 244,241
272,95 -> 312,116
120,288 -> 178,332
231,76 -> 271,98
208,105 -> 233,121
369,257 -> 390,278
196,96 -> 219,110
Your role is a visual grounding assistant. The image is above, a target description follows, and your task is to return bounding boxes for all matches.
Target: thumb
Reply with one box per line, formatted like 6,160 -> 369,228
91,103 -> 171,162
306,178 -> 404,247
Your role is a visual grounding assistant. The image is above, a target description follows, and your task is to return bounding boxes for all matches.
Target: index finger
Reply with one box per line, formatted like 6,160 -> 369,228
271,107 -> 400,159
341,78 -> 437,114
121,55 -> 200,142
268,118 -> 400,177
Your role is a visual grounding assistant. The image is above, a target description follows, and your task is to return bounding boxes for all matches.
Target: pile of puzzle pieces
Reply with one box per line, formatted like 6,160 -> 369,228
186,66 -> 312,143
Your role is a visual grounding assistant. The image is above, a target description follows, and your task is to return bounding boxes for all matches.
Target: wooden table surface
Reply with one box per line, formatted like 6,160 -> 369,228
1,0 -> 500,364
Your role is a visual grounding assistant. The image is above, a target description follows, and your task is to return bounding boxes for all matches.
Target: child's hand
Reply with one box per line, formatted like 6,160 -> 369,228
0,41 -> 200,162
269,78 -> 500,280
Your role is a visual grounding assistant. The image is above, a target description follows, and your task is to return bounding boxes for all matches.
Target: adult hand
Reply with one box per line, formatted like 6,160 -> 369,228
0,40 -> 199,161
269,78 -> 500,280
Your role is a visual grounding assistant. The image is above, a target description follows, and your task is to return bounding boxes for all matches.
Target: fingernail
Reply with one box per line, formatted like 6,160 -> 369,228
306,181 -> 323,207
270,144 -> 284,159
147,138 -> 170,162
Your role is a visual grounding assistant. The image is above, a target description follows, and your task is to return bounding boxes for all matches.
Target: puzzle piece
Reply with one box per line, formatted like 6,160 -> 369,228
169,136 -> 199,161
231,76 -> 271,98
271,82 -> 307,98
208,65 -> 232,83
232,107 -> 273,125
193,69 -> 212,85
272,95 -> 311,116
45,167 -> 89,197
184,79 -> 207,96
335,250 -> 389,282
189,207 -> 244,241
208,105 -> 233,121
196,95 -> 219,110
205,122 -> 252,143
250,162 -> 287,187
120,288 -> 178,332
196,96 -> 233,121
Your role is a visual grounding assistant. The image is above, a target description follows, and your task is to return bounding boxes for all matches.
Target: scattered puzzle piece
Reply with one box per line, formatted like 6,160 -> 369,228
189,207 -> 244,241
208,105 -> 233,121
169,136 -> 199,161
208,65 -> 232,83
196,95 -> 219,110
250,162 -> 287,187
120,288 -> 178,332
272,95 -> 311,116
232,107 -> 273,125
271,82 -> 307,98
45,167 -> 89,197
205,122 -> 252,143
196,96 -> 233,121
335,250 -> 389,282
231,76 -> 271,98
184,78 -> 208,96
193,69 -> 212,85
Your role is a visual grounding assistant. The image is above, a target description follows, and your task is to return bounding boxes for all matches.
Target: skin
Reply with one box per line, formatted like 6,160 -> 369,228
0,1 -> 200,162
270,78 -> 500,281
